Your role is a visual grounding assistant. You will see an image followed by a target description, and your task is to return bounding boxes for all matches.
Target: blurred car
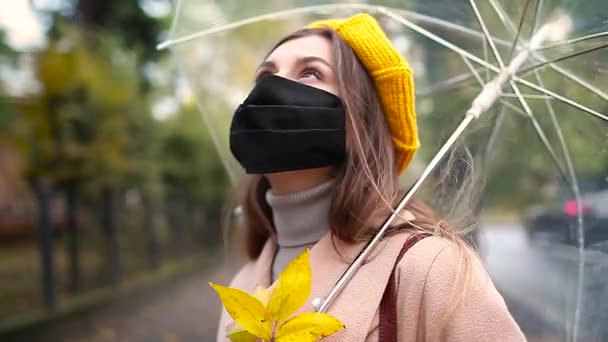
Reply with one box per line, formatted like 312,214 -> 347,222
525,189 -> 608,246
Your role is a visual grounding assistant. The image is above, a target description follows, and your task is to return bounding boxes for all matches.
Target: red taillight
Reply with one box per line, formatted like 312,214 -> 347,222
564,200 -> 590,216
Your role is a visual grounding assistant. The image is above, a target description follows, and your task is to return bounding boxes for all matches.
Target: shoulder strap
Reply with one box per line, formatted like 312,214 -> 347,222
379,233 -> 430,342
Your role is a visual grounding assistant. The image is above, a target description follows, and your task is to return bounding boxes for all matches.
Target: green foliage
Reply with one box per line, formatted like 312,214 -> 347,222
0,30 -> 17,64
0,103 -> 17,137
0,30 -> 18,135
159,107 -> 228,207
12,24 -> 139,190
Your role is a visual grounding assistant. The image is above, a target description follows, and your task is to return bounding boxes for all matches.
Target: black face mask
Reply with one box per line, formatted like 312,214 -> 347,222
229,75 -> 346,174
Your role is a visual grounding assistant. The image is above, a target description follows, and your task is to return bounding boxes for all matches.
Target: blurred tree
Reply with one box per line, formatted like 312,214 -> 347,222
11,0 -> 230,287
68,0 -> 185,276
0,30 -> 18,133
73,0 -> 165,61
0,28 -> 60,309
15,0 -> 169,288
15,25 -> 147,290
159,106 -> 228,250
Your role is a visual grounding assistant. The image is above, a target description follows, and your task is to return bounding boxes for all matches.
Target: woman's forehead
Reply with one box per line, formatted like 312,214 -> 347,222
266,35 -> 333,65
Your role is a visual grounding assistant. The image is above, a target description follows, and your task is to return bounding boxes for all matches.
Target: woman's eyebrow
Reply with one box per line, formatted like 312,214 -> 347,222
256,60 -> 277,72
296,56 -> 331,68
256,56 -> 331,73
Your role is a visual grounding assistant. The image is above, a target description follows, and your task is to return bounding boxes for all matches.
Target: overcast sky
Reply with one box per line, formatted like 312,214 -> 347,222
0,0 -> 49,50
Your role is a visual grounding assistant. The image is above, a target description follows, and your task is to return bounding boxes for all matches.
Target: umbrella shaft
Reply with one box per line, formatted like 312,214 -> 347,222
315,114 -> 475,313
314,14 -> 572,315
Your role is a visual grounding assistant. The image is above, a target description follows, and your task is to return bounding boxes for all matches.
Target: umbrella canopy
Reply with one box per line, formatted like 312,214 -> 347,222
159,1 -> 608,340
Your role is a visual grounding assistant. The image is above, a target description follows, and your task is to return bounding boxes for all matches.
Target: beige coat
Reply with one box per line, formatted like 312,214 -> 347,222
216,230 -> 526,341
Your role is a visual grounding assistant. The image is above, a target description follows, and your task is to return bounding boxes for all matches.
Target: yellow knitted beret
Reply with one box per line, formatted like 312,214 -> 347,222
308,13 -> 419,174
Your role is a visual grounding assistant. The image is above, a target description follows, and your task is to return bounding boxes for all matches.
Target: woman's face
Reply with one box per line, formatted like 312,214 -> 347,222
255,35 -> 339,96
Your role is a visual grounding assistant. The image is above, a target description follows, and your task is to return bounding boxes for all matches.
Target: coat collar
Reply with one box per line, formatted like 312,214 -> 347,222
249,229 -> 413,341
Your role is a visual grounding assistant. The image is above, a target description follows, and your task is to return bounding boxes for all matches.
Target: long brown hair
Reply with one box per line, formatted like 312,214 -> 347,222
231,27 -> 478,330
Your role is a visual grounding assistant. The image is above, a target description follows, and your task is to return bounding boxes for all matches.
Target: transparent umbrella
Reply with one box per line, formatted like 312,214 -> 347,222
158,1 -> 608,340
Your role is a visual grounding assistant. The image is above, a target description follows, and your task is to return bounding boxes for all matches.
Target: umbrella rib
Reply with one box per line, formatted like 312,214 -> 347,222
483,39 -> 491,82
499,99 -> 528,117
166,0 -> 185,41
507,0 -> 534,62
510,2 -> 588,334
380,9 -> 608,122
461,55 -> 486,85
483,105 -> 507,164
158,4 -> 379,49
532,0 -> 585,324
160,3 -> 514,53
394,8 -> 513,48
546,64 -> 608,103
487,0 -> 516,32
416,71 -> 479,97
530,0 -> 544,35
507,84 -> 575,193
501,93 -> 553,100
380,9 -> 500,71
531,7 -> 588,332
159,3 -> 515,51
519,43 -> 608,76
533,69 -> 585,342
536,31 -> 608,51
486,0 -> 608,103
513,77 -> 608,121
488,0 -> 522,38
468,0 -> 506,68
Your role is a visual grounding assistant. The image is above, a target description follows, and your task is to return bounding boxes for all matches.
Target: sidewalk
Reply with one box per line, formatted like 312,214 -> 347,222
6,257 -> 241,342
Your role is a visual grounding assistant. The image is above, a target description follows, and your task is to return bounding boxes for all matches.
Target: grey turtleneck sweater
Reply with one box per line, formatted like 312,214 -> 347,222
265,178 -> 335,281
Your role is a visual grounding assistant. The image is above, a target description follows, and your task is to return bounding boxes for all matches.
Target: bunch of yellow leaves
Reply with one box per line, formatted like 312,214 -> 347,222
210,250 -> 344,341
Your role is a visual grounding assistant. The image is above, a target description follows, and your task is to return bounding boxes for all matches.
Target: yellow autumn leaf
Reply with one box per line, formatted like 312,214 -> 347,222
209,282 -> 271,339
227,325 -> 258,342
268,249 -> 312,323
275,312 -> 345,342
253,281 -> 279,307
224,281 -> 279,342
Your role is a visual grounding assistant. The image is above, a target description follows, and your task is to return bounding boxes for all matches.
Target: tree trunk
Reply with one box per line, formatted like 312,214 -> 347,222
65,184 -> 81,294
35,177 -> 56,309
143,194 -> 161,269
169,197 -> 187,257
102,187 -> 121,286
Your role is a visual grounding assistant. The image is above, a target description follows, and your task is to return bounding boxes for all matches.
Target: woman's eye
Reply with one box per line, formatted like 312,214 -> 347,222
300,68 -> 321,80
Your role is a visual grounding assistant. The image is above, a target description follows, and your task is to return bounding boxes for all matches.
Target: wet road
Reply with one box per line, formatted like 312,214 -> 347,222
4,257 -> 240,342
479,223 -> 608,341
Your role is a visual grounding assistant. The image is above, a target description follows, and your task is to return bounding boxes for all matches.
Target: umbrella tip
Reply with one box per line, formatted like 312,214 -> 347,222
157,40 -> 172,50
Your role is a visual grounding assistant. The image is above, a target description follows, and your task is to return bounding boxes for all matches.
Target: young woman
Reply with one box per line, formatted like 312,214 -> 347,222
218,13 -> 525,341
